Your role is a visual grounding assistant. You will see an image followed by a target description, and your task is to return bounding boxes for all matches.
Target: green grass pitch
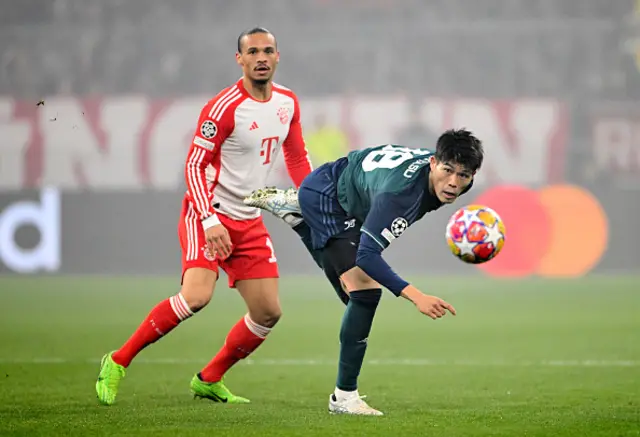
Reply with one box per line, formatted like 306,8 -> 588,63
0,275 -> 639,436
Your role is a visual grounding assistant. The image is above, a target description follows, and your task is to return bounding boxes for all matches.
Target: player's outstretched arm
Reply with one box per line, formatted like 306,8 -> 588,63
357,194 -> 456,319
355,236 -> 455,319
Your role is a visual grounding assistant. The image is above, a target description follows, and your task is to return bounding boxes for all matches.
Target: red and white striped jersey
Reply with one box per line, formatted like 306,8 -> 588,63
184,79 -> 312,226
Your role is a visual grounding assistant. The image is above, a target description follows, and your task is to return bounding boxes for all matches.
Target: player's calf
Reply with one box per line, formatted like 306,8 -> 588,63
335,288 -> 382,390
109,290 -> 197,369
97,268 -> 214,405
327,263 -> 383,414
198,279 -> 278,385
96,292 -> 197,405
325,288 -> 384,416
198,313 -> 272,385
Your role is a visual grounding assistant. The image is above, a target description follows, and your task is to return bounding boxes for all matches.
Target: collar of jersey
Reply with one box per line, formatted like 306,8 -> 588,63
237,78 -> 274,103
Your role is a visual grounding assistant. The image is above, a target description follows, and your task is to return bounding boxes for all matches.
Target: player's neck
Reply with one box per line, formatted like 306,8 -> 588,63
242,77 -> 272,101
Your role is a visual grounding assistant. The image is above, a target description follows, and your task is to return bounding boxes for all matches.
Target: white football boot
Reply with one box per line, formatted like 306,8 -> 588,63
328,391 -> 384,416
243,187 -> 303,227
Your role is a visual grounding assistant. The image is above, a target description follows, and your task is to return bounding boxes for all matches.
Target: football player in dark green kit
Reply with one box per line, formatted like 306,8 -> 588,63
245,128 -> 484,415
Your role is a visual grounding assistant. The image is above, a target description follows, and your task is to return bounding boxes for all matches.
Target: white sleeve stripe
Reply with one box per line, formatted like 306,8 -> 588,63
361,228 -> 386,249
192,148 -> 211,218
186,149 -> 202,215
186,148 -> 204,216
187,148 -> 210,217
213,93 -> 242,121
208,86 -> 238,118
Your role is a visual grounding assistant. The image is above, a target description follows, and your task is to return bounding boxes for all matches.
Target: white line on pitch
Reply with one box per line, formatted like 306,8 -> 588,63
0,358 -> 638,367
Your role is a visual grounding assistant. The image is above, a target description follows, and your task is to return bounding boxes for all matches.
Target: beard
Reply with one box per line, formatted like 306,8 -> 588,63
251,77 -> 270,86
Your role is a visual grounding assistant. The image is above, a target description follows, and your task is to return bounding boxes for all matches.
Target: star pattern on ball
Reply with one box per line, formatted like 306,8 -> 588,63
484,220 -> 505,246
457,232 -> 476,257
446,206 -> 505,264
461,209 -> 479,225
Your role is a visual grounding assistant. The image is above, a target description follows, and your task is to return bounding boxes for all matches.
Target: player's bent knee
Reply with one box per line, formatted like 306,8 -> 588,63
181,287 -> 213,312
180,267 -> 217,311
340,267 -> 380,293
250,304 -> 282,328
236,278 -> 281,327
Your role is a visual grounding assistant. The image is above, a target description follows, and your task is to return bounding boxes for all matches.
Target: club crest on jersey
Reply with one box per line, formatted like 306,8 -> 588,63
200,120 -> 217,139
277,107 -> 289,124
202,245 -> 216,261
391,217 -> 408,237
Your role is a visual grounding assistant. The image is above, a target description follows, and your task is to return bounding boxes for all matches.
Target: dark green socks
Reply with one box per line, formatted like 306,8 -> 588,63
336,289 -> 382,391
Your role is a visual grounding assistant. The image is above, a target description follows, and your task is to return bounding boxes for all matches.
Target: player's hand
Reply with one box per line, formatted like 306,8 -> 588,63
401,286 -> 456,320
205,224 -> 232,260
414,294 -> 456,319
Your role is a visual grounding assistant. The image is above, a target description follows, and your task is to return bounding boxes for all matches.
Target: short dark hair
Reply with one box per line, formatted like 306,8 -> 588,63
435,128 -> 484,172
237,27 -> 275,53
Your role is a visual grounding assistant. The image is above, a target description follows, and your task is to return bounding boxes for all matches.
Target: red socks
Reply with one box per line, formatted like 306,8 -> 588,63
111,294 -> 270,381
112,294 -> 193,367
199,314 -> 271,382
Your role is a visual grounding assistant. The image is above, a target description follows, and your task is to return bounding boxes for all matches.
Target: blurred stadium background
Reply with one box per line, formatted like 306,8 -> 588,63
1,1 -> 639,436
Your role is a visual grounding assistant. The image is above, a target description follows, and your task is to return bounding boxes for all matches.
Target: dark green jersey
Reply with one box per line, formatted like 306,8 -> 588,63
335,143 -> 473,251
307,144 -> 474,296
336,144 -> 441,227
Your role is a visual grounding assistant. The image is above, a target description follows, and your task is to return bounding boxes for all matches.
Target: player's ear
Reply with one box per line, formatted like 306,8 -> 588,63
429,155 -> 437,170
235,52 -> 242,66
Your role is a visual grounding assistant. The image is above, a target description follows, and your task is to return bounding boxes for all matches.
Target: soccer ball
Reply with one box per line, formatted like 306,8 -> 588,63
446,205 -> 506,264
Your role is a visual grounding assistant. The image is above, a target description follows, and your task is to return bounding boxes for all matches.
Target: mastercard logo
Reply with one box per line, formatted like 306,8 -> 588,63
471,184 -> 608,278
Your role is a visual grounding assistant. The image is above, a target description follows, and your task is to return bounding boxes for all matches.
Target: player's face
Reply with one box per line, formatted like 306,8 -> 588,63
429,157 -> 474,203
236,33 -> 279,84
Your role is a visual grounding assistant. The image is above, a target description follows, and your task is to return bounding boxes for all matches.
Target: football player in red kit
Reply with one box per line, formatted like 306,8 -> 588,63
96,27 -> 312,405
